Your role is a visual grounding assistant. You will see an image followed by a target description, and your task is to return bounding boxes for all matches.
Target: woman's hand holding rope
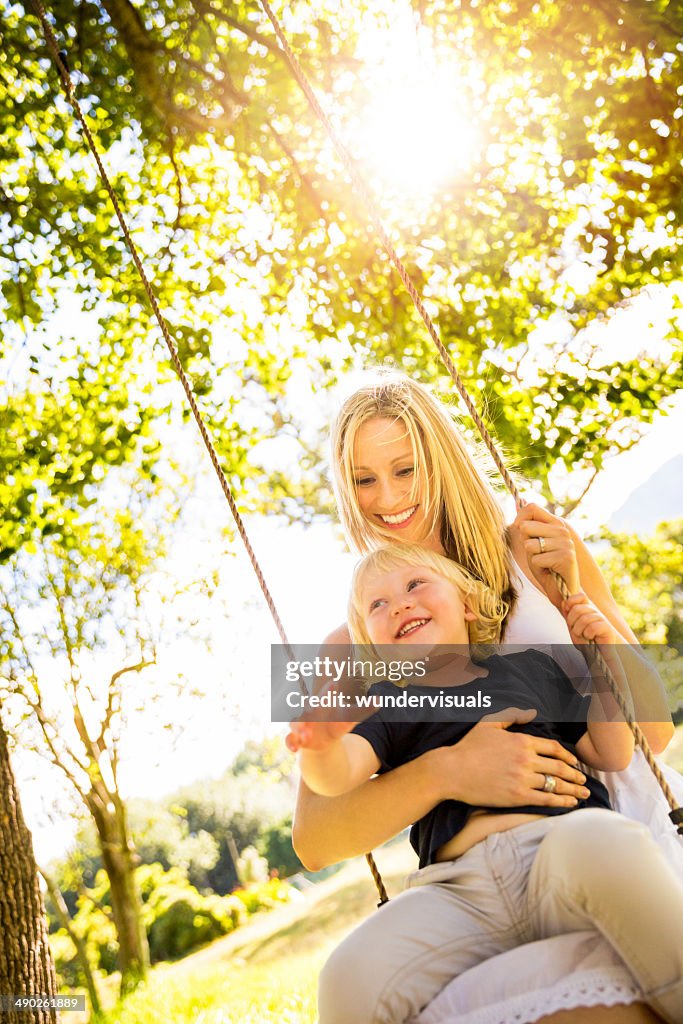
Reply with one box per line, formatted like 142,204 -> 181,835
514,503 -> 581,604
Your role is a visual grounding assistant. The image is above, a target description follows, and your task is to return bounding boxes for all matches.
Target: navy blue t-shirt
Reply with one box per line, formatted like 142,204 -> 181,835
352,649 -> 611,867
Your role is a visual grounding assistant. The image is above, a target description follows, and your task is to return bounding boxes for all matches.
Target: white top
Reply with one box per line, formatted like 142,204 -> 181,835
503,558 -> 586,681
504,558 -> 572,646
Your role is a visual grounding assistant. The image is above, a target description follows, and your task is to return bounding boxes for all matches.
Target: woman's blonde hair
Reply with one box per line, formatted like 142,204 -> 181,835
331,373 -> 516,621
348,545 -> 508,651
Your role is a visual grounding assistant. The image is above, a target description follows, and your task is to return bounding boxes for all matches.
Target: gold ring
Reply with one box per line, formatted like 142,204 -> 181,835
537,536 -> 545,554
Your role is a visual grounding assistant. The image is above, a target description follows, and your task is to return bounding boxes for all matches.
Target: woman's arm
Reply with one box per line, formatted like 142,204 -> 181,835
292,711 -> 589,870
292,748 -> 445,870
514,505 -> 674,752
515,504 -> 634,637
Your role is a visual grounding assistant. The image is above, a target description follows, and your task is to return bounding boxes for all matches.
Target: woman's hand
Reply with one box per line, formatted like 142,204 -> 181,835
435,707 -> 591,808
514,503 -> 581,604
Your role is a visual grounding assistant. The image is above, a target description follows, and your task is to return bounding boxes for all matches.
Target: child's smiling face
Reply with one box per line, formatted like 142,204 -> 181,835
360,562 -> 475,651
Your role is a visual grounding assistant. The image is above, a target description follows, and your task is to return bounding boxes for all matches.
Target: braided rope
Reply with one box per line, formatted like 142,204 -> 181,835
257,0 -> 682,835
365,851 -> 389,906
28,0 -> 297,669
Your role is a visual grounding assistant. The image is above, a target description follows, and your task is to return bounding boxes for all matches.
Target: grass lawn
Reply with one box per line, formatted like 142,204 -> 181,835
100,838 -> 417,1023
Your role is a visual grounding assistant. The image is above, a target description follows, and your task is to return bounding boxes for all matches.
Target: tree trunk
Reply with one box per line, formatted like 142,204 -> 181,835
0,715 -> 57,1023
87,793 -> 149,994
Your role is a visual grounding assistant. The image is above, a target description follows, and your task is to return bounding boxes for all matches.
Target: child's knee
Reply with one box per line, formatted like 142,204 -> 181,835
543,809 -> 650,862
534,809 -> 657,898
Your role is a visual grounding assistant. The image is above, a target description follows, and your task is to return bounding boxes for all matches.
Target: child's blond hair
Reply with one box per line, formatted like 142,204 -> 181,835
348,545 -> 509,655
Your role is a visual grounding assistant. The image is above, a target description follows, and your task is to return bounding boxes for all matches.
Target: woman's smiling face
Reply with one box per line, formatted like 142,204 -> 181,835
352,417 -> 443,552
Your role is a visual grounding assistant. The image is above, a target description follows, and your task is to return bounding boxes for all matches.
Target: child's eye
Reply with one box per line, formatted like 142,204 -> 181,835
369,598 -> 386,612
407,578 -> 425,592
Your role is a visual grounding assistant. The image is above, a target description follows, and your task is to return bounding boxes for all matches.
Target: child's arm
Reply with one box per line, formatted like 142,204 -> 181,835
287,720 -> 382,797
564,593 -> 636,771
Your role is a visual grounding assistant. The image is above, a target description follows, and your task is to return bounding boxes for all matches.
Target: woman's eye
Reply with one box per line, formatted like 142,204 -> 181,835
407,578 -> 425,592
355,476 -> 375,487
396,466 -> 414,478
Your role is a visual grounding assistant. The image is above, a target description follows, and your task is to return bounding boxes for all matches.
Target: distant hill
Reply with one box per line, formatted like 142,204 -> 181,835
608,455 -> 683,534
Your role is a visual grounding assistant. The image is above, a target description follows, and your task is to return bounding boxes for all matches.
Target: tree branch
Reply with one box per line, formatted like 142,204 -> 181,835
39,867 -> 103,1018
95,658 -> 155,753
25,697 -> 90,803
99,0 -> 241,133
560,464 -> 600,516
189,0 -> 283,59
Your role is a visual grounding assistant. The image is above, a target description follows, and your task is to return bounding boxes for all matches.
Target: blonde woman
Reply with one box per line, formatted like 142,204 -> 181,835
292,373 -> 682,1024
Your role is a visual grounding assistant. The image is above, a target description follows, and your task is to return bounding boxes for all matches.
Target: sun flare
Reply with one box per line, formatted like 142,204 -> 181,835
352,12 -> 481,200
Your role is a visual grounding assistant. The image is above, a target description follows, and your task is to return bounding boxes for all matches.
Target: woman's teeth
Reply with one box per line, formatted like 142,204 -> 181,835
380,506 -> 417,525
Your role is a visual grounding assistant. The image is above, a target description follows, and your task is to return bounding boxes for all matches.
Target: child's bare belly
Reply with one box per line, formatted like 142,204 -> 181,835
435,810 -> 546,861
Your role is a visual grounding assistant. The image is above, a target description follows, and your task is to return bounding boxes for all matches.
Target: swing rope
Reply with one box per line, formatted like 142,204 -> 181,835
29,1 -> 681,907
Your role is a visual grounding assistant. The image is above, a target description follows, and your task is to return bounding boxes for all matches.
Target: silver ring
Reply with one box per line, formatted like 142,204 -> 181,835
543,774 -> 557,794
537,536 -> 546,553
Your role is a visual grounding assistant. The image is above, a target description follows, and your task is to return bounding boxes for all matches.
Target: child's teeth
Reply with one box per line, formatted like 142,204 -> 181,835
398,619 -> 428,637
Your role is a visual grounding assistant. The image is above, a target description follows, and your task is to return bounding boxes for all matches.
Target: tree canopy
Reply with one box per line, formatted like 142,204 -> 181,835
2,0 -> 682,534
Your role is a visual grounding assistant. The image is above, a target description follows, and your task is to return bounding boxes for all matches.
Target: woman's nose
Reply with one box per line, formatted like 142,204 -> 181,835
378,476 -> 400,509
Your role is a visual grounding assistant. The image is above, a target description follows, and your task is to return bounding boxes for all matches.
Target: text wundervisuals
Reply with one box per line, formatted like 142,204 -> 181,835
286,689 -> 493,710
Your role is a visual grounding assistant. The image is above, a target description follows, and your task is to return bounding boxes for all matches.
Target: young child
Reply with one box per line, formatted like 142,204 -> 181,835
288,544 -> 683,1024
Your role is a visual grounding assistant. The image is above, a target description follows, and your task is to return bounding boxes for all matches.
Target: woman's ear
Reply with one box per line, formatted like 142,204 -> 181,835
464,603 -> 477,622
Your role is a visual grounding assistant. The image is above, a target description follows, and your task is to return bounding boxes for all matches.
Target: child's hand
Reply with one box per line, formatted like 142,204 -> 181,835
286,720 -> 357,753
563,592 -> 618,646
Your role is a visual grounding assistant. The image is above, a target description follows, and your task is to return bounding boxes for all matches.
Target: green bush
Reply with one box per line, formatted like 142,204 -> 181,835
51,863 -> 297,984
49,930 -> 81,989
256,815 -> 303,878
138,863 -> 245,962
232,877 -> 294,915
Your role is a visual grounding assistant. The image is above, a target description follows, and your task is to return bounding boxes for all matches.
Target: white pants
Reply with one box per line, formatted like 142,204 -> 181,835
318,810 -> 683,1024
